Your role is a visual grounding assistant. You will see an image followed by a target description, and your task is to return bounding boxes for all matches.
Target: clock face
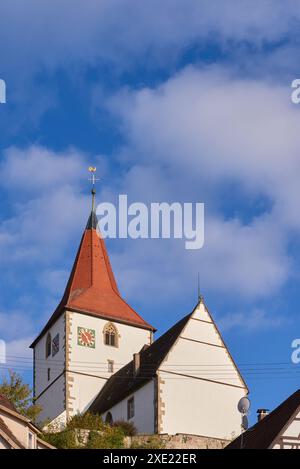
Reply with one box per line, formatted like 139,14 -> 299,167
77,327 -> 95,348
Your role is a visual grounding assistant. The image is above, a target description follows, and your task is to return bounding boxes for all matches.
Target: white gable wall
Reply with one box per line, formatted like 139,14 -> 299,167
158,302 -> 247,440
158,369 -> 244,440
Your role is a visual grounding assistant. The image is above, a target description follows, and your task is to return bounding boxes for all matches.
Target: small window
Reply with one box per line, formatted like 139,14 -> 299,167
127,397 -> 134,420
28,432 -> 34,449
105,412 -> 113,425
46,333 -> 51,358
47,368 -> 51,381
103,323 -> 118,347
107,360 -> 114,373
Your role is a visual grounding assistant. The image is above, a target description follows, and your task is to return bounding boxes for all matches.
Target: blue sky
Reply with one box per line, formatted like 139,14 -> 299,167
1,1 -> 300,424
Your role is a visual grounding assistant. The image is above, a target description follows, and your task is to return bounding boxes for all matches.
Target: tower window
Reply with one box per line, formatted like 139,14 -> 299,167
52,333 -> 59,356
103,323 -> 118,347
46,333 -> 51,358
127,397 -> 134,420
47,368 -> 51,381
107,360 -> 114,373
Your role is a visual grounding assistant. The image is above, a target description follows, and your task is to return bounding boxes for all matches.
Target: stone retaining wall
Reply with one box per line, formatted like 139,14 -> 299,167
126,433 -> 229,449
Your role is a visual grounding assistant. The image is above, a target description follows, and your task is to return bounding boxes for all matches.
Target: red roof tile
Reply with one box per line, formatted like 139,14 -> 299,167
31,210 -> 154,347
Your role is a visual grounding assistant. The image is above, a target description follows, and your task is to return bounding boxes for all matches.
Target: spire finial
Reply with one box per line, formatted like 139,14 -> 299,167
197,272 -> 204,303
88,167 -> 99,212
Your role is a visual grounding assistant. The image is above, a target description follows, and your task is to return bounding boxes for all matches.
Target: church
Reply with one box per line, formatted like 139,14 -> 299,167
30,189 -> 249,441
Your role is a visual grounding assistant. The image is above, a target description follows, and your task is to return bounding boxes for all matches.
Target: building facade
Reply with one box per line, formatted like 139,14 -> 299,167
31,195 -> 248,441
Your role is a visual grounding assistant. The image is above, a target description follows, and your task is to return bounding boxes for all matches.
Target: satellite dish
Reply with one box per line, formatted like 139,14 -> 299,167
241,415 -> 249,431
238,396 -> 250,414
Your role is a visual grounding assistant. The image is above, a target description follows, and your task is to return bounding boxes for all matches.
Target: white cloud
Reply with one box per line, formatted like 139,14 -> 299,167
111,212 -> 288,303
1,0 -> 300,75
218,308 -> 284,332
38,269 -> 69,297
110,66 -> 300,202
102,66 -> 300,299
1,1 -> 300,138
0,311 -> 34,367
1,146 -> 86,193
0,145 -> 96,263
0,311 -> 34,341
6,337 -> 33,360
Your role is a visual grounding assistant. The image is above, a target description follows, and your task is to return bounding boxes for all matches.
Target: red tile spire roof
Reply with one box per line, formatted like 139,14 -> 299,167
31,203 -> 154,347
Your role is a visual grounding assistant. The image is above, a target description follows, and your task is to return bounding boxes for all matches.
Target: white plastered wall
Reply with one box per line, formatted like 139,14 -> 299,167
101,380 -> 155,434
35,375 -> 66,426
34,313 -> 66,425
34,313 -> 65,397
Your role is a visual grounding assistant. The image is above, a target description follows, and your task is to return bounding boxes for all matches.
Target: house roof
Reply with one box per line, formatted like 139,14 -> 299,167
0,416 -> 25,449
31,207 -> 155,347
89,312 -> 192,414
0,396 -> 26,448
226,389 -> 300,449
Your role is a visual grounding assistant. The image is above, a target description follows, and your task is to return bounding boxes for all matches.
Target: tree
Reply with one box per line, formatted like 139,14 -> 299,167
0,370 -> 41,421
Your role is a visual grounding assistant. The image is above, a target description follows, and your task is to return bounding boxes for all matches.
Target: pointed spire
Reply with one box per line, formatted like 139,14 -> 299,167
86,208 -> 98,230
30,171 -> 155,347
63,212 -> 154,327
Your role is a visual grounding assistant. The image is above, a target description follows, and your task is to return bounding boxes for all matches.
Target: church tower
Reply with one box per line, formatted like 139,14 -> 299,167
30,183 -> 155,426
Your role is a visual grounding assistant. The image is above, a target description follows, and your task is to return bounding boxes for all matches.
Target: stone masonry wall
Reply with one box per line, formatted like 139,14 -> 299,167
126,433 -> 229,449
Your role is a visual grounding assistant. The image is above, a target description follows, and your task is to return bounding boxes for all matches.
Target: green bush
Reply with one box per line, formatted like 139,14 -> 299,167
86,427 -> 125,449
67,412 -> 103,430
42,429 -> 77,449
0,370 -> 42,421
112,420 -> 137,436
40,412 -> 126,449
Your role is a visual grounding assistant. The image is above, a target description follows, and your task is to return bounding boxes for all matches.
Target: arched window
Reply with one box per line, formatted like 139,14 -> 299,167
103,323 -> 118,347
46,333 -> 51,358
105,412 -> 113,425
